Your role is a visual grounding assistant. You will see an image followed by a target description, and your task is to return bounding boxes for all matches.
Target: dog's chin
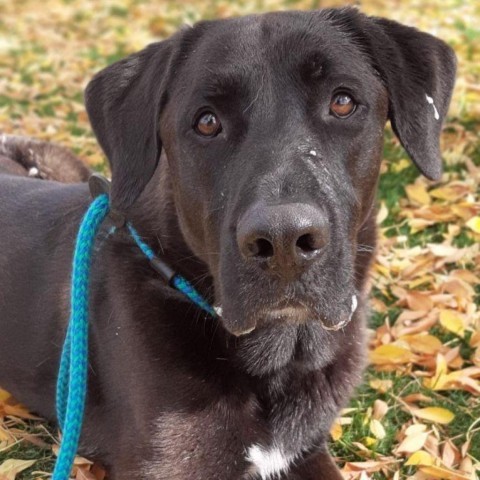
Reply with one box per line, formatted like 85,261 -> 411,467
231,318 -> 346,377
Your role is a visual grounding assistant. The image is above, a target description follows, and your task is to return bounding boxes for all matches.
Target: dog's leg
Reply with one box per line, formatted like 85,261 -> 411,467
284,449 -> 343,480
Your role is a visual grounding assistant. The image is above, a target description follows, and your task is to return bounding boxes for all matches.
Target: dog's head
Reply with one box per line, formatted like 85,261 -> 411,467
85,8 -> 455,346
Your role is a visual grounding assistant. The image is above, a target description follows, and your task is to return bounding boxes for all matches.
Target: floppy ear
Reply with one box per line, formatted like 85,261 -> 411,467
85,38 -> 177,212
362,15 -> 457,180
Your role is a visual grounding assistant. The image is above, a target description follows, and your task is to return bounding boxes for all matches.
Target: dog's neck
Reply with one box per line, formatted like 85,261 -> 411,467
126,158 -> 215,301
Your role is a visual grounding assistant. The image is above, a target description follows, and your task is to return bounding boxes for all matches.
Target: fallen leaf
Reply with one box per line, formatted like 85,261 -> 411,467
405,450 -> 434,466
0,459 -> 36,480
330,419 -> 342,441
369,419 -> 386,440
370,345 -> 413,365
401,334 -> 443,355
439,310 -> 465,337
406,183 -> 431,206
396,431 -> 429,453
406,291 -> 434,311
465,216 -> 480,234
369,379 -> 393,393
372,399 -> 389,420
419,465 -> 471,480
412,407 -> 455,424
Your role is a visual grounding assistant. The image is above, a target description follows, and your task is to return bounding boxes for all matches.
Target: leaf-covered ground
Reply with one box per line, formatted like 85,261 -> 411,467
0,0 -> 479,479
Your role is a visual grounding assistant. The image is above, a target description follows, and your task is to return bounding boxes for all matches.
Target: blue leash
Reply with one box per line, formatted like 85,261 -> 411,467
54,182 -> 215,479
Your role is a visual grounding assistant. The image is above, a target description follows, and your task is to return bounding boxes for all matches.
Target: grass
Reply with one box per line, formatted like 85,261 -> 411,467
0,0 -> 479,479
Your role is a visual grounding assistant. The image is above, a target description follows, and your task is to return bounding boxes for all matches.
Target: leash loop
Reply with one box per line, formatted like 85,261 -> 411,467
54,193 -> 110,480
54,176 -> 215,479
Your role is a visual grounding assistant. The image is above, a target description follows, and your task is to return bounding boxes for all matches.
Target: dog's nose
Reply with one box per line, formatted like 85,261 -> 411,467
237,203 -> 329,275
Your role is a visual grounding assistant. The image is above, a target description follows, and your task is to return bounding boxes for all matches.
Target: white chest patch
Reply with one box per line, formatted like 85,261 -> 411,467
246,444 -> 292,479
425,93 -> 440,120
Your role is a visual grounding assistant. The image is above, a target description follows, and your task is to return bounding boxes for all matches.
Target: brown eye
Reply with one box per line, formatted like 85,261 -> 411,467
194,112 -> 222,137
330,93 -> 356,118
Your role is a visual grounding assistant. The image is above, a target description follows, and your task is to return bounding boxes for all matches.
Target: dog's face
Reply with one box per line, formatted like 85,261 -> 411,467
85,8 -> 456,357
161,13 -> 389,335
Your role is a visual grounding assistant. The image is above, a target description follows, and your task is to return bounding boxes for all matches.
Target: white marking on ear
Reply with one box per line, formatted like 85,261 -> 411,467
351,294 -> 358,314
214,305 -> 223,317
425,94 -> 440,121
28,167 -> 39,177
309,149 -> 317,157
246,445 -> 292,480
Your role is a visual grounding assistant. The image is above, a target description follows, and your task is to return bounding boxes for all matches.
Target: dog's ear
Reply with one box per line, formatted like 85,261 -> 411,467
85,38 -> 177,212
361,14 -> 457,180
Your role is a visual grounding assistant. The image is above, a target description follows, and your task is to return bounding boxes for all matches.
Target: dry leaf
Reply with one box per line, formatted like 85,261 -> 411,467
465,216 -> 480,234
419,465 -> 471,480
0,459 -> 36,480
405,450 -> 434,466
369,379 -> 393,393
396,432 -> 429,453
412,407 -> 455,424
372,399 -> 389,420
370,345 -> 413,365
369,419 -> 386,440
406,183 -> 431,206
330,419 -> 342,441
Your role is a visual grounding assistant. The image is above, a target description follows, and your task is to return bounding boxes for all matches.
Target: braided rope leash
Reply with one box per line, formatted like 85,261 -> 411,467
54,185 -> 215,480
54,193 -> 109,480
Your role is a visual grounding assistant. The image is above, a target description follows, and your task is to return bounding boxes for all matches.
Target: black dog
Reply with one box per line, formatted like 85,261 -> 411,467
0,8 -> 455,480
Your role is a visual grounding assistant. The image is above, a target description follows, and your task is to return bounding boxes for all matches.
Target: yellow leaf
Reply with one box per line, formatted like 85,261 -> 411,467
401,334 -> 443,355
369,379 -> 393,393
405,450 -> 434,466
392,158 -> 411,173
0,459 -> 36,480
363,436 -> 377,447
369,419 -> 386,439
466,216 -> 480,234
405,183 -> 431,206
424,353 -> 449,390
413,407 -> 455,424
430,184 -> 470,202
439,310 -> 465,338
330,419 -> 342,441
0,389 -> 10,403
3,404 -> 40,420
419,465 -> 471,480
369,345 -> 412,365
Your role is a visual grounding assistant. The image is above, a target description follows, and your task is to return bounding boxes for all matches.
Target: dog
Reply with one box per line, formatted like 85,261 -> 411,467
0,133 -> 90,182
0,7 -> 456,480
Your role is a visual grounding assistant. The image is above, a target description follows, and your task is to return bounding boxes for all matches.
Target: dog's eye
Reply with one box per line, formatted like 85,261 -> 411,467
194,112 -> 222,137
330,93 -> 356,118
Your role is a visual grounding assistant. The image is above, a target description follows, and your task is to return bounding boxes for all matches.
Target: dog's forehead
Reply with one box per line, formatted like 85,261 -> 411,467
178,10 -> 375,95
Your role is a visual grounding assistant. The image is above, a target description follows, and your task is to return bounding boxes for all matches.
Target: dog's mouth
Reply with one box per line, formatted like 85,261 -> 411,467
214,293 -> 358,337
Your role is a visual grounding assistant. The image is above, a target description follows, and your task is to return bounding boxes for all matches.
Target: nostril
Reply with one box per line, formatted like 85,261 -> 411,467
248,238 -> 274,258
295,232 -> 325,255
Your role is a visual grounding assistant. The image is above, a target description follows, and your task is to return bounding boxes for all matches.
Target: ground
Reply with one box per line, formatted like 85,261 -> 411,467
0,0 -> 479,479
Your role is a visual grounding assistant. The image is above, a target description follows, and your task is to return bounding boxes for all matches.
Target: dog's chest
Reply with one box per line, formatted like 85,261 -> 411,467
141,389 -> 322,480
